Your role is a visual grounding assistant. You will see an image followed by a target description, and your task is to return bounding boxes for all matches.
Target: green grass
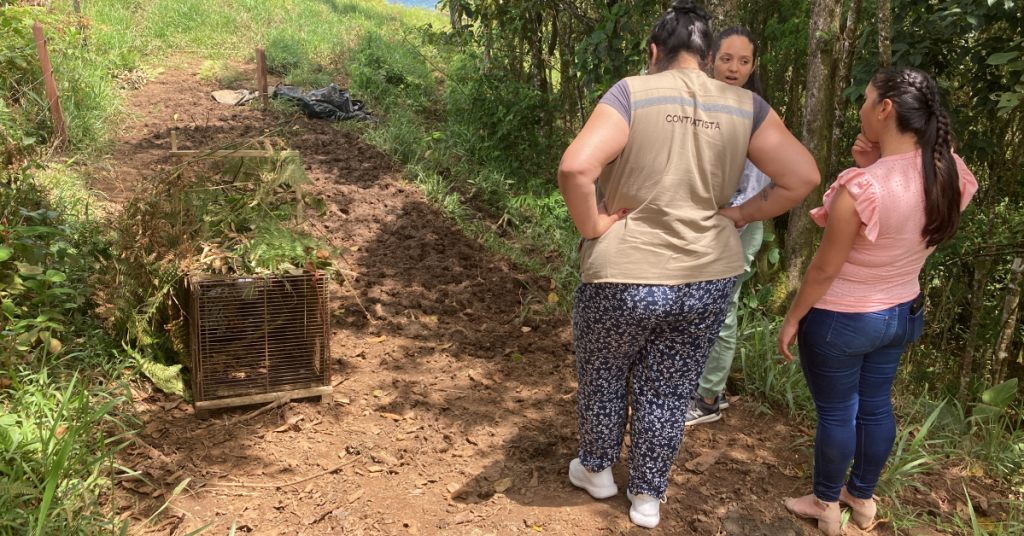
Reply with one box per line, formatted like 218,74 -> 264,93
0,363 -> 135,536
1,164 -> 136,535
730,306 -> 816,420
1,6 -> 125,159
84,0 -> 441,76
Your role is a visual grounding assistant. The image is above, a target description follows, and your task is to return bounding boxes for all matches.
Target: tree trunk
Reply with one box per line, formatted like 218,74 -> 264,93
960,258 -> 991,402
449,0 -> 462,32
959,141 -> 1004,401
828,0 -> 862,183
704,0 -> 740,34
992,257 -> 1023,386
784,64 -> 805,132
878,0 -> 892,68
784,0 -> 842,291
559,15 -> 576,128
530,10 -> 548,95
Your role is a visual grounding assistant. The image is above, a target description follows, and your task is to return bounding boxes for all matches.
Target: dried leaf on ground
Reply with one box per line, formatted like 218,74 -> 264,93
381,413 -> 402,421
453,512 -> 475,524
364,335 -> 387,342
158,397 -> 183,410
494,477 -> 514,493
273,415 -> 304,433
685,449 -> 724,473
372,452 -> 398,466
346,489 -> 364,503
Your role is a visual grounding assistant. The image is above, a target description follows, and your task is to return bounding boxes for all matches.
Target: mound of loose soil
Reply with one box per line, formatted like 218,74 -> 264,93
102,63 -> 1012,536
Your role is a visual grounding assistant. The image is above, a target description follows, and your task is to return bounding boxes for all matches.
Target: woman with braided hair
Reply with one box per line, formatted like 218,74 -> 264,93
559,0 -> 819,528
774,67 -> 977,535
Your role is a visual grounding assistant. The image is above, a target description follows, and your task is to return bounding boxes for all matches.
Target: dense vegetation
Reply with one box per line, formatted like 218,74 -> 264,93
0,0 -> 1021,533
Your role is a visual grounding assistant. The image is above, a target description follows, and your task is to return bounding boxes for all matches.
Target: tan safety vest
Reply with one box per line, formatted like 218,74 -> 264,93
580,68 -> 754,285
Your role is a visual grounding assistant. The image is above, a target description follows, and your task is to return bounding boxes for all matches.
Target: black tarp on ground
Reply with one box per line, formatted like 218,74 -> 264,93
271,84 -> 378,123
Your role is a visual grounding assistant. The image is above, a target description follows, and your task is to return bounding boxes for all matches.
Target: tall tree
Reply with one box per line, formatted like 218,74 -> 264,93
705,0 -> 741,34
828,0 -> 862,183
877,0 -> 891,68
784,0 -> 842,288
992,257 -> 1023,386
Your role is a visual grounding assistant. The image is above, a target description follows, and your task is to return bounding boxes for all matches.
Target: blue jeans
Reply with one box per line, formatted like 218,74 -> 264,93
797,298 -> 924,502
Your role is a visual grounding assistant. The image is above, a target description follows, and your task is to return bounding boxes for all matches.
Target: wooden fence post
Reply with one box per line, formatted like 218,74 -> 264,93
256,46 -> 269,106
32,21 -> 67,148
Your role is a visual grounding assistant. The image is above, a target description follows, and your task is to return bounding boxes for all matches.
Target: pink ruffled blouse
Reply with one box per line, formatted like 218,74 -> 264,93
809,150 -> 978,313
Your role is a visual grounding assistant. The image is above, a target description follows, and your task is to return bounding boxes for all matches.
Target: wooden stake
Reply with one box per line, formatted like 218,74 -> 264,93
171,130 -> 177,152
32,21 -> 67,148
256,46 -> 269,106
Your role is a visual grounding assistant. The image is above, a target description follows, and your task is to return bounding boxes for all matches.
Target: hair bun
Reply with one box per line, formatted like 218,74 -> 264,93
671,0 -> 706,17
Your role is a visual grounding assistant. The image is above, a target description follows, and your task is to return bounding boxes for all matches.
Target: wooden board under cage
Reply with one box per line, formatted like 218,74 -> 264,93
187,272 -> 332,418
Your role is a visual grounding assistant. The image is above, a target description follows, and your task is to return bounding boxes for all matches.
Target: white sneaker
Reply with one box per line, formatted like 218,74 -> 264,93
627,492 -> 665,528
568,458 -> 618,499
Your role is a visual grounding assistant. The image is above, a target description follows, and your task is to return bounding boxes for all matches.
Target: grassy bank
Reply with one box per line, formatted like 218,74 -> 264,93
1,162 -> 136,533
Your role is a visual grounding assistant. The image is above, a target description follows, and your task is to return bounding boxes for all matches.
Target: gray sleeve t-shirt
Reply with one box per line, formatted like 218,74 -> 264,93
599,79 -> 771,137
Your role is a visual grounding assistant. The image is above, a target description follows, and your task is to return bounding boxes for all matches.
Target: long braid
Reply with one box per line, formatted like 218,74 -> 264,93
933,108 -> 954,172
872,66 -> 962,247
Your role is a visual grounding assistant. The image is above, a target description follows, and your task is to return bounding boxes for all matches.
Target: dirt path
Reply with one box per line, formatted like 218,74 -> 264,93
100,64 -> 959,536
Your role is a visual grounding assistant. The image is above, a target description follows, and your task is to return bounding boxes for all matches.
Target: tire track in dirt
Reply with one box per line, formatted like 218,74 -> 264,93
102,62 -> 925,536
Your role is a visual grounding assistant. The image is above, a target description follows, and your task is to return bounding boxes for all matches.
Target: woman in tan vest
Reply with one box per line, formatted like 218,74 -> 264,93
559,0 -> 819,528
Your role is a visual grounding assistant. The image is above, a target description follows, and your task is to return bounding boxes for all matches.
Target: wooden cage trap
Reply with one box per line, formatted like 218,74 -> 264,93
186,272 -> 332,419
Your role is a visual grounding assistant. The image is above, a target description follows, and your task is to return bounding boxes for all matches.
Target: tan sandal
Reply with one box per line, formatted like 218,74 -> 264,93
839,487 -> 877,529
785,494 -> 842,536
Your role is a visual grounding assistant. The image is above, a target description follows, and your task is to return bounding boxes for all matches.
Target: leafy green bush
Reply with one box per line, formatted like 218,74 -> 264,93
0,170 -> 108,366
0,7 -> 51,164
0,167 -> 133,536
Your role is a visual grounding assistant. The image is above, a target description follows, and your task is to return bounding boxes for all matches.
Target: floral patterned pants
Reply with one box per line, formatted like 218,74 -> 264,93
573,279 -> 736,498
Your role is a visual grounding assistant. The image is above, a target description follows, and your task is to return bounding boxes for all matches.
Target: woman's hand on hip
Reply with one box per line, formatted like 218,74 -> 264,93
777,316 -> 799,361
587,202 -> 627,239
852,133 -> 881,168
717,206 -> 747,229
